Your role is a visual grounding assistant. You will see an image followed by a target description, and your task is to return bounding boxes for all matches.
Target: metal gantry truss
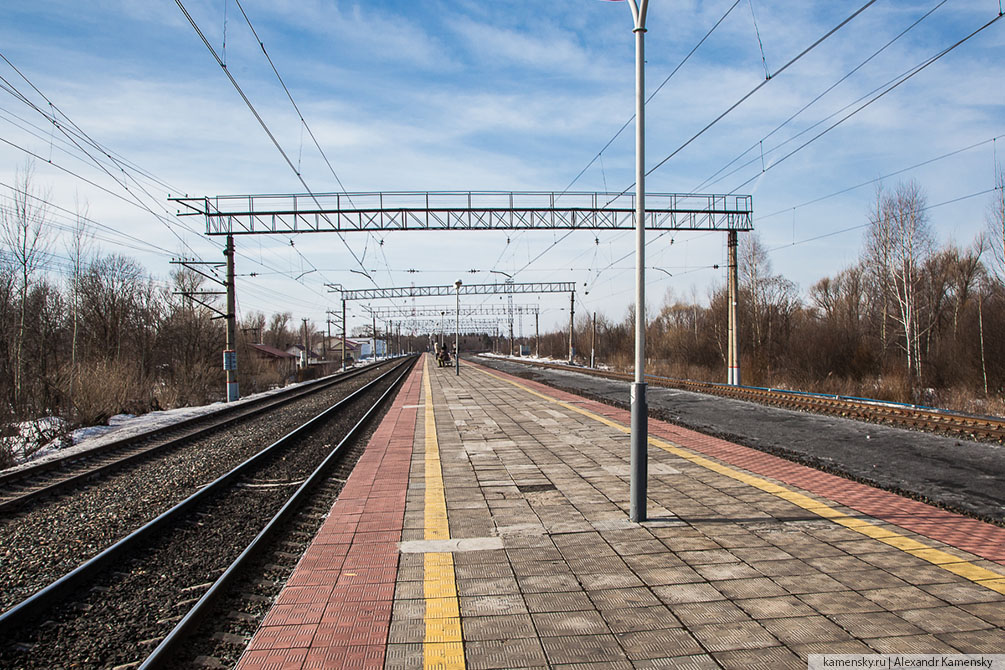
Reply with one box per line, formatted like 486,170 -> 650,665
171,191 -> 753,235
398,318 -> 502,333
328,281 -> 577,363
361,304 -> 540,318
331,281 -> 574,301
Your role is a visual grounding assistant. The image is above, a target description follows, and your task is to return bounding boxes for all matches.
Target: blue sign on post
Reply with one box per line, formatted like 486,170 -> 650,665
223,350 -> 237,370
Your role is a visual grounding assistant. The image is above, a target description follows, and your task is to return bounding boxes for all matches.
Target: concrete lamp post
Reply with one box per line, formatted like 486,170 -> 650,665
612,0 -> 651,523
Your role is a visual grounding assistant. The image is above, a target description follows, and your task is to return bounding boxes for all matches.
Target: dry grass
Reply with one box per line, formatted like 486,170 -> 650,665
595,357 -> 1005,419
62,360 -> 158,427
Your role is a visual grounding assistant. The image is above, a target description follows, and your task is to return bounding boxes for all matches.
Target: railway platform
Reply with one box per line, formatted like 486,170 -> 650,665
235,354 -> 1005,669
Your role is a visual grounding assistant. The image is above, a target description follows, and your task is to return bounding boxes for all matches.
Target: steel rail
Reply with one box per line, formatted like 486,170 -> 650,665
139,356 -> 415,669
0,356 -> 415,637
485,357 -> 1005,441
0,360 -> 395,514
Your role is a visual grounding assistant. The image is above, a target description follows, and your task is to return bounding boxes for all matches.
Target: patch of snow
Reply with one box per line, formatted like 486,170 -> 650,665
479,352 -> 565,365
1,377 -> 320,476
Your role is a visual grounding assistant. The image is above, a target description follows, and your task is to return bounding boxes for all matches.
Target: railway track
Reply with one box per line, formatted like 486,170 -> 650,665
0,359 -> 398,515
0,355 -> 416,669
488,357 -> 1005,442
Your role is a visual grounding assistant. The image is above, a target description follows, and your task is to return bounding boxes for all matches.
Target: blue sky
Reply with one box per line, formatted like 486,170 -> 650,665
1,0 -> 1003,335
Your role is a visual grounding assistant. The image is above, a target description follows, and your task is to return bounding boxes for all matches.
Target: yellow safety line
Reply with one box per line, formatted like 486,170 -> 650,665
475,365 -> 1005,596
421,356 -> 465,669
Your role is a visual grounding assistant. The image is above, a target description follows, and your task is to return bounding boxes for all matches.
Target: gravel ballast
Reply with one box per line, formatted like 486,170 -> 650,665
0,362 -> 397,614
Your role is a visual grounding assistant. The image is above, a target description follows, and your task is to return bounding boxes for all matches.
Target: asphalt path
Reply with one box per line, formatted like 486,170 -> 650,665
473,356 -> 1005,526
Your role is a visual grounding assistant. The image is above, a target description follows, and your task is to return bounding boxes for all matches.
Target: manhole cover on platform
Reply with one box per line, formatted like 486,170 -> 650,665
517,483 -> 557,493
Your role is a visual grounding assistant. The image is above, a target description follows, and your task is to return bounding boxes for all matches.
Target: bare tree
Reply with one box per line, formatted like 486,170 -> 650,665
1,162 -> 51,408
241,311 -> 266,344
76,254 -> 148,360
864,180 -> 933,383
986,164 -> 1005,282
66,199 -> 93,413
266,312 -> 293,349
739,232 -> 798,376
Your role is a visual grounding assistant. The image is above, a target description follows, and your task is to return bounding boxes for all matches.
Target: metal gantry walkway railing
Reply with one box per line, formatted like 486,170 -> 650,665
171,190 -> 753,235
333,282 -> 575,301
363,305 -> 540,318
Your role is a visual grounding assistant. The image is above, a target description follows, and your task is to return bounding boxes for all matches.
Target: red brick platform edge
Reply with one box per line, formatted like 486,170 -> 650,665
470,360 -> 1005,565
236,363 -> 424,670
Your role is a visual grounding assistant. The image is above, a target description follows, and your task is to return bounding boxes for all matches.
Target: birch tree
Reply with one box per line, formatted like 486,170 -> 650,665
0,162 -> 51,409
864,180 -> 933,383
987,165 -> 1005,282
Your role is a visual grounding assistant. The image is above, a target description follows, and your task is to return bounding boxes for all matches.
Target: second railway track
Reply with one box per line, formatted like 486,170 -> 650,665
0,358 -> 404,615
491,356 -> 1005,442
0,359 -> 400,515
0,355 -> 416,669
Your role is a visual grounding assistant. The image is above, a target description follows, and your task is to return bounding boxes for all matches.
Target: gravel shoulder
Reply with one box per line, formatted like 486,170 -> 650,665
475,356 -> 1005,526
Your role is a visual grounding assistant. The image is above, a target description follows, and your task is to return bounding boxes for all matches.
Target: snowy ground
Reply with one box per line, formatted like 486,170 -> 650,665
477,352 -> 613,371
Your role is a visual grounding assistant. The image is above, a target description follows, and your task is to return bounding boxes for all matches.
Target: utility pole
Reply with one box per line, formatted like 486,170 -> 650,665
727,230 -> 741,386
342,298 -> 347,369
372,312 -> 377,360
225,235 -> 238,401
170,249 -> 236,401
535,310 -> 539,358
568,290 -> 575,364
591,311 -> 597,369
509,305 -> 515,357
301,318 -> 309,369
326,308 -> 344,367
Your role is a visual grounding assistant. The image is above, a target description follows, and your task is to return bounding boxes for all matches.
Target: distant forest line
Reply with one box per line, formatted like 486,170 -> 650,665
2,167 -> 1004,466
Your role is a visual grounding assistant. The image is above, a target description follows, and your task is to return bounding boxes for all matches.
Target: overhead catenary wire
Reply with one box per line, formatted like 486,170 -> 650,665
691,0 -> 950,194
747,0 -> 770,80
727,12 -> 1005,195
514,1 -> 877,285
0,52 -> 202,256
495,0 -> 744,281
0,58 -> 183,196
756,133 -> 1005,222
559,0 -> 743,197
174,0 -> 377,296
0,116 -> 334,307
767,187 -> 998,254
0,135 -> 207,250
0,183 -> 175,256
640,0 -> 878,188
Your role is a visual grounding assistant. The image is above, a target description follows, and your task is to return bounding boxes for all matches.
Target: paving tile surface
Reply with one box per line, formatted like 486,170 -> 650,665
237,356 -> 1005,669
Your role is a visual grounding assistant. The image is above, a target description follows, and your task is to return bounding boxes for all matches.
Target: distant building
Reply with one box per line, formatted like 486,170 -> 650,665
248,343 -> 298,376
323,337 -> 365,363
349,337 -> 386,360
285,344 -> 325,368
